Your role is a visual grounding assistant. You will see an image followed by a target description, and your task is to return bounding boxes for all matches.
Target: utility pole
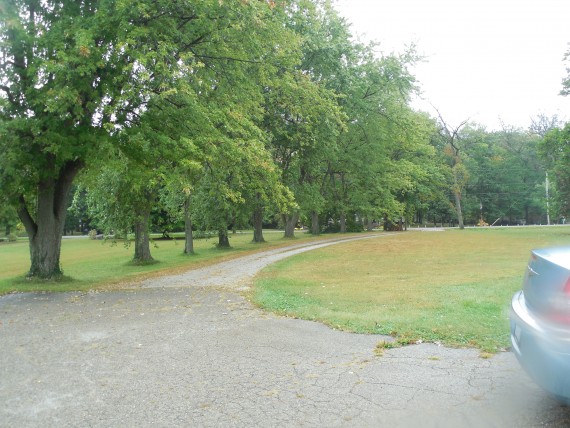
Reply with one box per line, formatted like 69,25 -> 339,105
546,171 -> 551,225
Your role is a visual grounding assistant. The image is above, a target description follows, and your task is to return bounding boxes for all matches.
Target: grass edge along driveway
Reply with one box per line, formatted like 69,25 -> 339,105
0,231 -> 341,294
252,227 -> 570,354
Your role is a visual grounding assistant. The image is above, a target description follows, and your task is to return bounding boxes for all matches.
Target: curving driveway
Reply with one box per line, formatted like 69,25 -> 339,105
1,234 -> 570,427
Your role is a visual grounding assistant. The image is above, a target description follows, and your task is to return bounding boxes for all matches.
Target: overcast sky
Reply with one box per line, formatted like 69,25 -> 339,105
333,0 -> 570,130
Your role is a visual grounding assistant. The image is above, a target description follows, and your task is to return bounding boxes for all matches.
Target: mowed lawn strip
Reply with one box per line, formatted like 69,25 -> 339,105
252,227 -> 570,353
0,231 -> 330,295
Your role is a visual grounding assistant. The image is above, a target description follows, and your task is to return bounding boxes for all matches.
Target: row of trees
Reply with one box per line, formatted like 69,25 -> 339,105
430,116 -> 556,229
1,0 -> 568,279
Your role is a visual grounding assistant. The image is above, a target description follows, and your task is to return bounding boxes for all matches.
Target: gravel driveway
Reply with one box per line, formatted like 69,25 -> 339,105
2,234 -> 570,427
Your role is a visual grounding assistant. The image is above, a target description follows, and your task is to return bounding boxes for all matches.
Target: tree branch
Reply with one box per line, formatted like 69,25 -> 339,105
53,159 -> 85,219
0,85 -> 16,104
177,14 -> 199,30
17,195 -> 37,238
190,51 -> 263,65
432,104 -> 469,155
362,87 -> 379,100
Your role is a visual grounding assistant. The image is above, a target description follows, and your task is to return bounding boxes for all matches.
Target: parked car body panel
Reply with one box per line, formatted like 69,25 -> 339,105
510,246 -> 570,403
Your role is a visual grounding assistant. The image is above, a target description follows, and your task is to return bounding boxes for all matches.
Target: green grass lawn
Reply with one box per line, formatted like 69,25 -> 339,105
252,226 -> 570,353
0,230 -> 320,294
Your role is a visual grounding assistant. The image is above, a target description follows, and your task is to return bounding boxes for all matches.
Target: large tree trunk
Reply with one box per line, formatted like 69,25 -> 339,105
453,190 -> 465,229
339,211 -> 347,233
451,161 -> 465,230
252,204 -> 265,243
310,211 -> 320,235
25,210 -> 64,278
218,230 -> 230,248
282,213 -> 299,238
133,209 -> 153,263
17,160 -> 82,279
183,196 -> 194,255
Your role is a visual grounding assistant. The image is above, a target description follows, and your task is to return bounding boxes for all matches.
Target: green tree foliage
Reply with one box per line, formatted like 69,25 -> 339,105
428,123 -> 548,227
262,1 -> 347,237
0,0 -> 298,277
0,201 -> 18,237
5,0 -> 553,286
540,124 -> 570,218
122,0 -> 300,250
80,151 -> 161,263
319,34 -> 438,232
191,136 -> 293,247
433,113 -> 471,229
264,70 -> 345,237
462,126 -> 545,226
158,141 -> 204,255
385,112 -> 444,228
549,49 -> 570,219
1,0 -> 123,277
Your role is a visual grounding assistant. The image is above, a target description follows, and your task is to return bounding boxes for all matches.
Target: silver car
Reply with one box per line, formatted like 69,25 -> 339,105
510,246 -> 570,403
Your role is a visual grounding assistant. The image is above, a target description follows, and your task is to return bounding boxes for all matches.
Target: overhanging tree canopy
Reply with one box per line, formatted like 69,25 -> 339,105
0,0 -> 298,278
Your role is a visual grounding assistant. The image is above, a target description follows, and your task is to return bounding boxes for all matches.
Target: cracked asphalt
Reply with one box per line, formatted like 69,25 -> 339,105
2,234 -> 570,427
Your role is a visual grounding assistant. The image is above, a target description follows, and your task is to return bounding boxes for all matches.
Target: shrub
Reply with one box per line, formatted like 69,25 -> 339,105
88,229 -> 98,240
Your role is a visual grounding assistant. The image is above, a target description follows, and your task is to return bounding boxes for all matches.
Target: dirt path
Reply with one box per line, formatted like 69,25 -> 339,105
1,233 -> 570,427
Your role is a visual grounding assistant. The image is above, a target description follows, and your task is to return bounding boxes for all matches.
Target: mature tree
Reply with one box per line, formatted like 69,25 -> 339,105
0,0 -> 120,277
461,130 -> 503,225
530,114 -> 562,138
0,0 -> 298,278
273,1 -> 438,235
489,127 -> 544,225
191,135 -> 293,247
546,47 -> 570,218
436,124 -> 547,227
325,47 -> 436,232
388,112 -> 445,229
263,70 -> 344,237
540,124 -> 570,218
159,146 -> 204,255
529,115 -> 565,225
434,112 -> 470,229
133,0 -> 300,250
79,150 -> 161,263
261,1 -> 347,238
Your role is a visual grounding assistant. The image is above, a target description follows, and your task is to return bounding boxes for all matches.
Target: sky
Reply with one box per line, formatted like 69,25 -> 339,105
333,0 -> 570,130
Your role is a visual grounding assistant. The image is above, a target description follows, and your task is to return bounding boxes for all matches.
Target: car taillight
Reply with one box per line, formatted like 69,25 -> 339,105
563,276 -> 570,295
547,276 -> 570,325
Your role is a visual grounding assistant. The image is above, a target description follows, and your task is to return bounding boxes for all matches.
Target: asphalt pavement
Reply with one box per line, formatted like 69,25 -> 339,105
2,236 -> 570,427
